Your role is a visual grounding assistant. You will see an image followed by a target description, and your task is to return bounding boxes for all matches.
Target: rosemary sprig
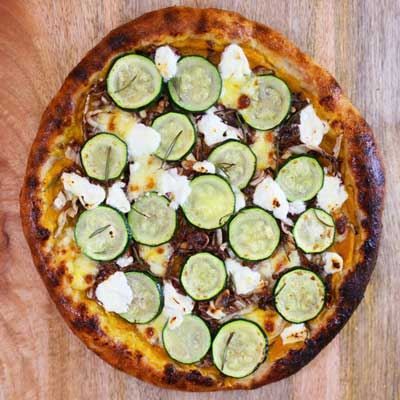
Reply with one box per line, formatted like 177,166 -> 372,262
131,245 -> 144,265
113,74 -> 137,94
274,282 -> 287,298
235,112 -> 247,143
132,207 -> 150,219
89,224 -> 111,239
160,130 -> 183,168
217,162 -> 236,176
221,332 -> 235,372
104,145 -> 112,183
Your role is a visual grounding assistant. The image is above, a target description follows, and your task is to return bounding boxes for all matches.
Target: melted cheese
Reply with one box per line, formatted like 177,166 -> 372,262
299,105 -> 329,146
94,109 -> 138,141
281,323 -> 308,345
323,252 -> 344,274
250,131 -> 276,170
139,243 -> 172,277
225,258 -> 261,295
67,254 -> 98,291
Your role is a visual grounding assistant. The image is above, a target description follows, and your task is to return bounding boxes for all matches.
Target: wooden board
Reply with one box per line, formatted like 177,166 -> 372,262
0,0 -> 398,398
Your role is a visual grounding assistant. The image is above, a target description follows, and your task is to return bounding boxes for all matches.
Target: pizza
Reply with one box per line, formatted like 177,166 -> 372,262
20,7 -> 385,391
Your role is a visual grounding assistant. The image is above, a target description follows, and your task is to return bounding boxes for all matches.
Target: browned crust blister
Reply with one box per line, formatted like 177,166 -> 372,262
19,7 -> 385,391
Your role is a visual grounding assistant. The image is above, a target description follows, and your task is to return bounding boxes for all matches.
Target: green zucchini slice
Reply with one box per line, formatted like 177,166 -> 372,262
80,133 -> 128,181
162,315 -> 211,364
152,112 -> 196,161
276,156 -> 324,201
212,319 -> 268,378
208,140 -> 256,189
181,174 -> 235,229
167,56 -> 222,112
180,252 -> 227,301
128,193 -> 176,246
274,268 -> 326,323
74,206 -> 129,261
106,54 -> 162,110
293,208 -> 335,253
119,272 -> 163,324
239,75 -> 291,130
228,207 -> 280,261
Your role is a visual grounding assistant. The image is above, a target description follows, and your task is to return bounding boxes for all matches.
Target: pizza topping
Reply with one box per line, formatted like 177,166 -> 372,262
250,130 -> 276,170
61,172 -> 105,209
228,207 -> 280,261
158,168 -> 192,209
257,248 -> 301,280
206,301 -> 226,320
139,243 -> 172,277
208,140 -> 256,189
95,271 -> 133,313
116,254 -> 134,268
323,252 -> 344,274
212,319 -> 268,378
154,45 -> 180,81
280,323 -> 308,345
298,105 -> 329,147
232,187 -> 246,212
288,200 -> 306,215
253,176 -> 289,222
274,268 -> 326,323
225,258 -> 261,295
317,175 -> 348,212
106,181 -> 131,213
125,123 -> 161,160
53,191 -> 67,210
293,208 -> 336,253
163,280 -> 194,329
219,44 -> 251,80
197,107 -> 240,146
192,160 -> 216,174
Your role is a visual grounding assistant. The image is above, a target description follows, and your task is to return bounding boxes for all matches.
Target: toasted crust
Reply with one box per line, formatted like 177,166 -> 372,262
20,7 -> 385,391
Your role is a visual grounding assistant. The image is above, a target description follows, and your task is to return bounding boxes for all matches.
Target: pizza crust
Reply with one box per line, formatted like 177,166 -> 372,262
20,7 -> 385,391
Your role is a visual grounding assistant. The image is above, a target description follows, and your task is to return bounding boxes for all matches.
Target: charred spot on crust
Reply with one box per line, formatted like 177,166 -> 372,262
27,176 -> 38,189
71,305 -> 101,334
185,370 -> 214,387
36,227 -> 50,241
196,13 -> 209,34
108,33 -> 129,51
163,9 -> 179,25
319,95 -> 336,111
47,264 -> 65,287
71,66 -> 88,82
164,364 -> 183,385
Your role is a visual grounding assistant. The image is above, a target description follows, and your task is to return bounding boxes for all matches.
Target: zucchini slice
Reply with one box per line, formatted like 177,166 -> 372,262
228,207 -> 280,261
274,268 -> 326,323
212,319 -> 268,378
128,193 -> 176,246
208,140 -> 256,189
276,156 -> 324,201
167,56 -> 222,112
152,112 -> 196,161
106,54 -> 162,110
119,272 -> 162,324
162,315 -> 211,364
80,133 -> 128,181
74,206 -> 129,261
293,208 -> 335,253
239,75 -> 291,130
181,174 -> 235,229
180,252 -> 227,301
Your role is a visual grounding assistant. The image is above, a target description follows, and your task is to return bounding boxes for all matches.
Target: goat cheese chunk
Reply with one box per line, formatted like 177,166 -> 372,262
61,172 -> 105,209
253,176 -> 289,221
197,107 -> 240,146
154,45 -> 179,81
323,252 -> 344,274
163,281 -> 194,329
95,272 -> 133,313
299,105 -> 329,146
281,323 -> 308,345
106,181 -> 131,213
116,255 -> 134,268
193,160 -> 216,174
317,175 -> 348,212
158,168 -> 191,209
125,123 -> 161,160
218,44 -> 251,80
225,258 -> 261,295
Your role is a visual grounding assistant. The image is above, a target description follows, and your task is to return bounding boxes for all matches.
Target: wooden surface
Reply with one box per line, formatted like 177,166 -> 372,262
0,0 -> 398,399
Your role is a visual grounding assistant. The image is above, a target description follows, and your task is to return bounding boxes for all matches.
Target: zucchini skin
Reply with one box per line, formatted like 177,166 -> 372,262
273,267 -> 327,323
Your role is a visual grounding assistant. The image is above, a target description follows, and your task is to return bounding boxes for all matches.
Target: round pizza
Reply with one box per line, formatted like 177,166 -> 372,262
20,7 -> 385,391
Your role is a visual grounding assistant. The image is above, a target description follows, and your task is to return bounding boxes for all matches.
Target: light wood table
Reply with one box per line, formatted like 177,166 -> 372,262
0,1 -> 398,399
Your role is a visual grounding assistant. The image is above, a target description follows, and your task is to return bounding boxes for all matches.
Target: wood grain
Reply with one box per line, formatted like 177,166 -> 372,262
0,0 -> 399,399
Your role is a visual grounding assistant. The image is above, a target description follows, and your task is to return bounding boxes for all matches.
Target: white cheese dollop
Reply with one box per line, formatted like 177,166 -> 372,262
61,172 -> 105,209
193,160 -> 216,174
95,271 -> 133,313
158,168 -> 191,209
323,252 -> 344,274
218,44 -> 251,80
281,323 -> 308,345
154,45 -> 179,81
299,105 -> 329,146
206,302 -> 226,320
225,258 -> 261,295
163,281 -> 194,329
197,107 -> 240,146
106,181 -> 131,213
116,255 -> 134,268
53,191 -> 67,210
125,123 -> 161,160
317,175 -> 348,212
253,176 -> 289,221
233,187 -> 246,212
288,200 -> 306,215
